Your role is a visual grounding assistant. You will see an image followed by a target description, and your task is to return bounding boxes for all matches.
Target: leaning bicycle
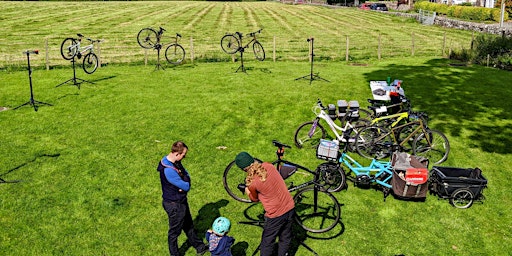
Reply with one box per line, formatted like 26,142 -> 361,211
355,115 -> 450,165
294,99 -> 370,151
60,34 -> 100,74
137,27 -> 185,65
223,140 -> 343,233
221,28 -> 265,61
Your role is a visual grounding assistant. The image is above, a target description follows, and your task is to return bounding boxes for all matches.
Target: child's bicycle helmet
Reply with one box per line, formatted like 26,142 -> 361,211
212,217 -> 231,236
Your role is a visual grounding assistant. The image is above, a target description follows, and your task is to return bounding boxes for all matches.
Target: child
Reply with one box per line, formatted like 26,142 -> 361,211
206,217 -> 235,256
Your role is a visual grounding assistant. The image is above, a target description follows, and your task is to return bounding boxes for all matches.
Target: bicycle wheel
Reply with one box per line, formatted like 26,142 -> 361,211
294,121 -> 327,149
253,41 -> 265,61
82,52 -> 98,74
60,38 -> 78,60
396,123 -> 420,153
223,158 -> 262,203
450,188 -> 474,209
316,162 -> 346,192
342,118 -> 371,151
137,28 -> 158,49
220,34 -> 240,54
355,126 -> 392,160
412,129 -> 450,165
293,187 -> 341,233
165,43 -> 186,64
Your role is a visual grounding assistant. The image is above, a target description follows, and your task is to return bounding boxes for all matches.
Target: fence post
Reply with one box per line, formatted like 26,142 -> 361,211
411,32 -> 415,57
144,49 -> 148,66
378,34 -> 381,60
471,31 -> 475,50
273,36 -> 276,62
45,38 -> 49,71
442,32 -> 446,58
190,36 -> 194,64
345,35 -> 349,62
97,41 -> 101,68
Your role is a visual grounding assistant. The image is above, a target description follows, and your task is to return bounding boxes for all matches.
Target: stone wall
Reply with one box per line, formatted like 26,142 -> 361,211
388,11 -> 512,37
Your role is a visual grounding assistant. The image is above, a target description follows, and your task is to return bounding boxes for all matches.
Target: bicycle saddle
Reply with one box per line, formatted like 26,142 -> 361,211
272,140 -> 291,149
77,33 -> 84,38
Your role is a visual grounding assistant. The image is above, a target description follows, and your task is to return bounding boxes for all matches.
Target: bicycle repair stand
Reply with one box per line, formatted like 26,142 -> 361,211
154,44 -> 165,71
56,56 -> 93,89
14,50 -> 52,112
235,46 -> 247,73
238,220 -> 318,256
295,37 -> 329,85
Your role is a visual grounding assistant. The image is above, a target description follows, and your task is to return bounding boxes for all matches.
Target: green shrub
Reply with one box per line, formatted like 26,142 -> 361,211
450,34 -> 512,70
415,2 -> 507,22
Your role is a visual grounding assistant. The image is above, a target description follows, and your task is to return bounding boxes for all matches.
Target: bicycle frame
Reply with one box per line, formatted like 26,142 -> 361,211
310,105 -> 361,143
273,149 -> 322,193
369,111 -> 409,127
338,152 -> 392,188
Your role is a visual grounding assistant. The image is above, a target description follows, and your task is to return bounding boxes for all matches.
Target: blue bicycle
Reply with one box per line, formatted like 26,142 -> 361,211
337,145 -> 393,199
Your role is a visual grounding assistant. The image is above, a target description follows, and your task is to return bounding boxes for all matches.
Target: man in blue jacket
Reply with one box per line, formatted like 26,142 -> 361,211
157,141 -> 208,256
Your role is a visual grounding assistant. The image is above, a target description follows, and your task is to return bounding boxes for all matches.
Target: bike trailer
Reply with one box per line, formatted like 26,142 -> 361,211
391,152 -> 429,200
428,166 -> 487,208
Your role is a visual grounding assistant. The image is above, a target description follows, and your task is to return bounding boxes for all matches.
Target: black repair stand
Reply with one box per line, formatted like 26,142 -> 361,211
14,51 -> 52,112
154,44 -> 165,71
295,37 -> 329,85
56,57 -> 92,89
238,220 -> 318,256
235,46 -> 247,73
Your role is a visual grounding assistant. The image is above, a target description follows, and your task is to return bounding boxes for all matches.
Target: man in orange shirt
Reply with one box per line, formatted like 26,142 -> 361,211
235,152 -> 295,256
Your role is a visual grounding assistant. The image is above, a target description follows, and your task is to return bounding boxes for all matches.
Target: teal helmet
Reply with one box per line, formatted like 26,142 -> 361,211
212,217 -> 231,235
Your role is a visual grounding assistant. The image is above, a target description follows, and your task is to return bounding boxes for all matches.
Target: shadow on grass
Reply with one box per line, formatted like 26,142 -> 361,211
0,153 -> 60,183
364,58 -> 512,154
235,202 -> 346,256
179,199 -> 229,255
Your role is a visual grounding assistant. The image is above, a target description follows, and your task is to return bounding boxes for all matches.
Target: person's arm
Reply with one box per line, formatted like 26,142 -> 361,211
164,168 -> 191,191
246,185 -> 259,202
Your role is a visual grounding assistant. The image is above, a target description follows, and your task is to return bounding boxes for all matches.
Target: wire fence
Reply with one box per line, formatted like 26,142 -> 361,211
1,31 -> 472,70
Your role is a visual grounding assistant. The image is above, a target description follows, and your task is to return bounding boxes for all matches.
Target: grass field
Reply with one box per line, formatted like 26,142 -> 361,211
1,1 -> 511,256
0,1 -> 476,68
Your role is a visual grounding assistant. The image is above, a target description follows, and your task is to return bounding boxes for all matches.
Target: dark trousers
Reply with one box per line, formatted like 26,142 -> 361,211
260,209 -> 295,256
163,200 -> 204,256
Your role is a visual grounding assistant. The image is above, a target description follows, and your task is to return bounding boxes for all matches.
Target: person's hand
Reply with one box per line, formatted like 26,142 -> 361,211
245,187 -> 250,196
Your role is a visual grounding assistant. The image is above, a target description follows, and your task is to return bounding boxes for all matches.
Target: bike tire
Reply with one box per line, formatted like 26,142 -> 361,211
137,28 -> 158,49
396,123 -> 420,153
60,38 -> 78,60
294,121 -> 327,149
293,187 -> 341,233
355,126 -> 392,160
253,41 -> 265,61
412,129 -> 450,165
220,34 -> 240,54
450,188 -> 474,209
316,162 -> 346,192
165,43 -> 186,64
223,158 -> 262,203
82,52 -> 98,74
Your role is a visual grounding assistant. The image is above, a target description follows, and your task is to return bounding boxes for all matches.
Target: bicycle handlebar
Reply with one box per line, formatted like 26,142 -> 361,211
272,140 -> 291,149
247,28 -> 263,37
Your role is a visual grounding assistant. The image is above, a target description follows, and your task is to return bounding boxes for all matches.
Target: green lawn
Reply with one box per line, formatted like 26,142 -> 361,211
1,1 -> 511,256
1,57 -> 511,255
0,1 -> 475,68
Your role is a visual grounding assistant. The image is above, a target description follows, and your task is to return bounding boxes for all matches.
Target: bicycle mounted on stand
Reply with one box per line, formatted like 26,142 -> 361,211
223,140 -> 344,234
220,28 -> 265,73
137,27 -> 186,70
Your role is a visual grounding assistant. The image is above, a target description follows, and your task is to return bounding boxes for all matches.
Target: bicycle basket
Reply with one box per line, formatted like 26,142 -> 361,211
316,139 -> 339,162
